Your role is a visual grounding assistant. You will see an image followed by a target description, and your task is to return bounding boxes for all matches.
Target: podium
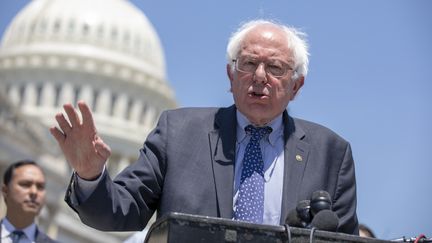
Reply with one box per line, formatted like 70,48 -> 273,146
145,212 -> 392,243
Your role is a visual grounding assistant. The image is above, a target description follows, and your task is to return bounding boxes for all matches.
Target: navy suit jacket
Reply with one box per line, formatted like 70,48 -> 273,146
65,105 -> 358,234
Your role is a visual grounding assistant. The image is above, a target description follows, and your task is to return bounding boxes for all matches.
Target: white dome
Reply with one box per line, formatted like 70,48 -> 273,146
0,0 -> 167,82
0,0 -> 177,158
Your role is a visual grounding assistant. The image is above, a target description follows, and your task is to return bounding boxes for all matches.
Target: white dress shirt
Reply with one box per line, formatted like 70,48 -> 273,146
1,218 -> 36,243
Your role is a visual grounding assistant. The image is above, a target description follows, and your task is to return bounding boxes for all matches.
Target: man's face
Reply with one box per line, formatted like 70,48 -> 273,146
2,164 -> 46,219
227,25 -> 304,125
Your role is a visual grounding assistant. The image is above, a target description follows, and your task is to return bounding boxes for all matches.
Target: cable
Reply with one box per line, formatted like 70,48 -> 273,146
415,234 -> 426,243
309,227 -> 317,243
392,234 -> 432,242
284,224 -> 292,243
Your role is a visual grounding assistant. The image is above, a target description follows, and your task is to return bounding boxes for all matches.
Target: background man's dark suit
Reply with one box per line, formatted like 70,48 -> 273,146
66,106 -> 358,234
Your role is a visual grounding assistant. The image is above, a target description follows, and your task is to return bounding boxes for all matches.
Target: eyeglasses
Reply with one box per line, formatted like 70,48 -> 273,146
233,56 -> 294,78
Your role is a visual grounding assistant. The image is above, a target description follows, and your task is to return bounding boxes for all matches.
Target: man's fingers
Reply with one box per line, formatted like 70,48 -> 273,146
55,112 -> 72,134
95,140 -> 111,160
78,101 -> 96,130
63,103 -> 81,127
49,126 -> 66,144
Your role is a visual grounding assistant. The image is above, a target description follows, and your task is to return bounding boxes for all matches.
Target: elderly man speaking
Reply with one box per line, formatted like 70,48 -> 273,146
50,19 -> 359,235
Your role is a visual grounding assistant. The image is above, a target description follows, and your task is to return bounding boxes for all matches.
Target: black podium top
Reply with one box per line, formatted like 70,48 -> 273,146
145,212 -> 391,243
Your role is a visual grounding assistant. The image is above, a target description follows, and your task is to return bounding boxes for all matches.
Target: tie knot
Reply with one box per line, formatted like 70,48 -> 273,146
12,230 -> 24,236
11,230 -> 24,243
245,125 -> 272,141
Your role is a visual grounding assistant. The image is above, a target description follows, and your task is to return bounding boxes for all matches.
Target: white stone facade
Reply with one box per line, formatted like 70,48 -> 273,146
0,0 -> 177,242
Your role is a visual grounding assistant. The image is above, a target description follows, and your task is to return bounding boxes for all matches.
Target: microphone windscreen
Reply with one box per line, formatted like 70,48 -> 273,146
285,208 -> 305,228
296,199 -> 311,224
310,209 -> 339,232
310,190 -> 332,216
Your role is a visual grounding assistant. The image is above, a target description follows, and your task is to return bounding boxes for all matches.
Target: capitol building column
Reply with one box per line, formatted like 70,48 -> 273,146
0,0 -> 177,242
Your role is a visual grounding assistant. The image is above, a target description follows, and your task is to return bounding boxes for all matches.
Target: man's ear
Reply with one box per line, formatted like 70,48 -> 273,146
227,64 -> 234,92
291,76 -> 305,100
2,184 -> 8,198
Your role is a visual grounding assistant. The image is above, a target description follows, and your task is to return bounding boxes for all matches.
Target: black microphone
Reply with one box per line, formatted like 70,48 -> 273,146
310,209 -> 339,232
310,190 -> 332,217
296,199 -> 312,225
285,190 -> 335,230
285,208 -> 306,227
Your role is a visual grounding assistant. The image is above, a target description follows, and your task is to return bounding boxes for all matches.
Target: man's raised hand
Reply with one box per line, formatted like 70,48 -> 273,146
50,101 -> 111,180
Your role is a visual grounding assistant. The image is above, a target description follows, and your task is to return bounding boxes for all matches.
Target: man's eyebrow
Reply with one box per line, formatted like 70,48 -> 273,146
18,179 -> 45,183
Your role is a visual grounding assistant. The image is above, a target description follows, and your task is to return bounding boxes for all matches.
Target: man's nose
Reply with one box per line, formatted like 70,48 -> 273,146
253,63 -> 268,84
29,184 -> 38,195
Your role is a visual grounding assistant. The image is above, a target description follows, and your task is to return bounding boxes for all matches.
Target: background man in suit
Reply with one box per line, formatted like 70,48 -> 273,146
1,160 -> 57,243
50,19 -> 358,234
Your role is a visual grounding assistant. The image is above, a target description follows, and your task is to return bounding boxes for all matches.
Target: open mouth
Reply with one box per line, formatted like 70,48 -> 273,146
249,91 -> 268,98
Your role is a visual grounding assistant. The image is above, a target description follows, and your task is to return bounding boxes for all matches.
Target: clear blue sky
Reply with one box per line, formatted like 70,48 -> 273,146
1,0 -> 431,240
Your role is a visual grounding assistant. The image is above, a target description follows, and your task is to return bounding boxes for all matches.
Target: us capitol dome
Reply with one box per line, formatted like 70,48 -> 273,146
0,0 -> 177,242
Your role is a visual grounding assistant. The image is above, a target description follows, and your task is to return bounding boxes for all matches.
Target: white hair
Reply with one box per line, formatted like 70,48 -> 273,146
226,19 -> 309,80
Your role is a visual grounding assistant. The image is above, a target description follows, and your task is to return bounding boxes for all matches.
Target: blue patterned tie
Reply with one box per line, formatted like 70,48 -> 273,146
234,125 -> 272,223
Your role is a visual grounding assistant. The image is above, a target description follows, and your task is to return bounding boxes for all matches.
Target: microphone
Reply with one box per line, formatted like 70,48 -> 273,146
285,190 -> 338,232
310,190 -> 332,217
296,199 -> 312,225
286,199 -> 311,228
310,209 -> 339,232
285,208 -> 306,228
308,209 -> 339,243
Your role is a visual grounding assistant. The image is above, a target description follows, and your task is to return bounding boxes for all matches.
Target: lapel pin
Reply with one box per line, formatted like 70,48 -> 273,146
295,155 -> 303,162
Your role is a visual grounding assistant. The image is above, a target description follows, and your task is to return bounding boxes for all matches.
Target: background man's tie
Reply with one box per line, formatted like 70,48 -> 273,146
10,230 -> 24,243
234,125 -> 272,224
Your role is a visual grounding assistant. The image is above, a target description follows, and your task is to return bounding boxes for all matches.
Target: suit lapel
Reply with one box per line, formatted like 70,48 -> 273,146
209,106 -> 237,219
280,113 -> 310,224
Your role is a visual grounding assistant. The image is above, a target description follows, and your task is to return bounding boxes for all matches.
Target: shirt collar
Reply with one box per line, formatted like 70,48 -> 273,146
236,111 -> 283,145
1,217 -> 37,242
